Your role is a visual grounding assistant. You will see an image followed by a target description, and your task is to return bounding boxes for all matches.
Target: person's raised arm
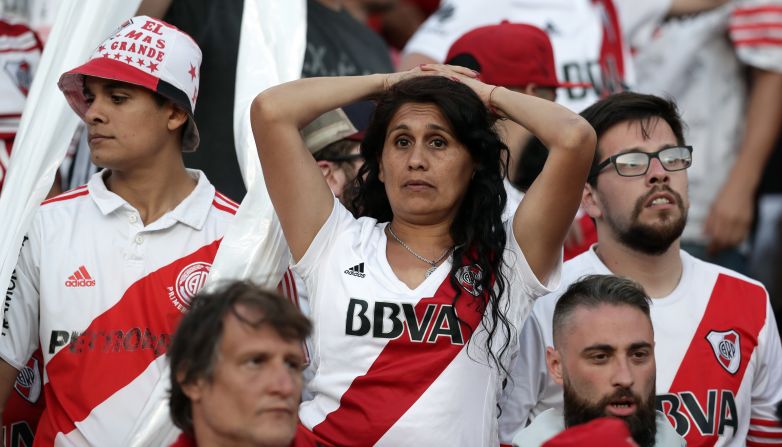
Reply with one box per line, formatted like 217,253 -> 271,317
500,89 -> 595,282
251,75 -> 385,260
251,67 -> 477,260
452,76 -> 595,282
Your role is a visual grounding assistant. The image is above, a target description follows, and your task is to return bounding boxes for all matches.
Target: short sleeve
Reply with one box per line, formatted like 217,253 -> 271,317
730,0 -> 782,72
746,299 -> 782,443
504,218 -> 562,300
402,0 -> 506,62
0,232 -> 41,371
292,200 -> 360,290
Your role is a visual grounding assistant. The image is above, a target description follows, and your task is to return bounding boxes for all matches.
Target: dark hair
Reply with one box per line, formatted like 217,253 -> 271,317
513,136 -> 548,192
168,281 -> 311,434
314,139 -> 360,162
352,76 -> 512,372
552,275 -> 651,347
580,92 -> 685,186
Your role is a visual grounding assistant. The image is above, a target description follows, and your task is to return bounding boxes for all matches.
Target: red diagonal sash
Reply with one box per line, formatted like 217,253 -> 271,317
34,240 -> 221,446
663,274 -> 766,446
312,272 -> 491,446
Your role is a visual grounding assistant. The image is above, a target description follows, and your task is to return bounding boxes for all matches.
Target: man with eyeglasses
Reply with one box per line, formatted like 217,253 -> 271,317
500,92 -> 782,446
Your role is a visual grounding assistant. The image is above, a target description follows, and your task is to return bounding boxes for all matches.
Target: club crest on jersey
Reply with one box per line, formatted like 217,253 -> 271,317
456,264 -> 483,296
168,262 -> 211,312
13,356 -> 41,404
4,60 -> 33,96
706,329 -> 741,375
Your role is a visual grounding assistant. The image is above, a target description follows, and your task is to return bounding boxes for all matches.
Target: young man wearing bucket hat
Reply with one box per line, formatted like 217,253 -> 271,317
0,16 -> 237,445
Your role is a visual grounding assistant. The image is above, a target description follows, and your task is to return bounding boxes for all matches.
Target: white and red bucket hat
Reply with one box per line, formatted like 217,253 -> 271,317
58,16 -> 202,152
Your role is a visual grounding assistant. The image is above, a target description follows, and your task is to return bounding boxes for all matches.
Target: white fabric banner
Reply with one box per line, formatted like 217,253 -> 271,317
126,1 -> 306,444
0,0 -> 140,317
206,0 -> 306,290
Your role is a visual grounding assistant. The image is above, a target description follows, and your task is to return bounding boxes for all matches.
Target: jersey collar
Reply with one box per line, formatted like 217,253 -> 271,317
87,169 -> 215,230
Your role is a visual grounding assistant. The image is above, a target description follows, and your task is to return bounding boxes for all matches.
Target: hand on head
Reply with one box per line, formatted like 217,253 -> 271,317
384,64 -> 493,106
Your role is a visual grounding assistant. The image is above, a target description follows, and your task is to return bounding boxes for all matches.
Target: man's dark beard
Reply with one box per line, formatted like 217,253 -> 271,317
563,384 -> 658,447
605,186 -> 687,255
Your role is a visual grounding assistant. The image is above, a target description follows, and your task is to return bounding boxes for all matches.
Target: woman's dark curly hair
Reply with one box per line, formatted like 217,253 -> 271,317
352,76 -> 513,372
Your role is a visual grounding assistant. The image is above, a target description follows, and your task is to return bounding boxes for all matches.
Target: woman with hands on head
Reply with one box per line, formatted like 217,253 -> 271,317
251,64 -> 596,447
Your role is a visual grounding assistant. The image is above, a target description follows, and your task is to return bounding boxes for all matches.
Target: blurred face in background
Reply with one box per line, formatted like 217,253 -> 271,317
184,305 -> 306,447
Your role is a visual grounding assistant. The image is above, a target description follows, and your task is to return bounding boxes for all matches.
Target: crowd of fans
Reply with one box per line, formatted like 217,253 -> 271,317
0,0 -> 780,446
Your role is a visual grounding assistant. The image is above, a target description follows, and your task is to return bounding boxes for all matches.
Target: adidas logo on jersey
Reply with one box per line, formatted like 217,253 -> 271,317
344,262 -> 366,278
64,265 -> 95,287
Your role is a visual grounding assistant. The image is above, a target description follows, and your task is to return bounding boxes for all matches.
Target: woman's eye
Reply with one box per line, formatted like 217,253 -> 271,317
111,95 -> 127,104
430,138 -> 446,148
395,137 -> 411,147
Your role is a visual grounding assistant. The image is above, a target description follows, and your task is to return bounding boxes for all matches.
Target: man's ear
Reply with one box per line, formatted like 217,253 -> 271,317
316,160 -> 332,177
582,183 -> 602,220
167,105 -> 189,132
178,371 -> 205,403
546,346 -> 565,386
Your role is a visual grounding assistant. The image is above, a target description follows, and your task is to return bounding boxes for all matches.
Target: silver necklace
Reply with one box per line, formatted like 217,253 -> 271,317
387,226 -> 453,277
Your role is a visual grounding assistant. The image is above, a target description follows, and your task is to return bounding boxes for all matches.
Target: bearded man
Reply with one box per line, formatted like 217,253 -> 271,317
513,275 -> 683,447
500,92 -> 782,447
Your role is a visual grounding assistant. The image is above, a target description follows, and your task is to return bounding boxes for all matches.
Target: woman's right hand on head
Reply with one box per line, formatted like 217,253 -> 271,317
383,64 -> 481,92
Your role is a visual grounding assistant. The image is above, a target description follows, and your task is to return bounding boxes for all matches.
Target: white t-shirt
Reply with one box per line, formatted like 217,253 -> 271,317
0,17 -> 42,192
499,246 -> 782,446
0,169 -> 237,446
626,0 -> 782,244
512,408 -> 685,447
503,179 -> 525,223
294,200 -> 560,447
403,0 -> 647,112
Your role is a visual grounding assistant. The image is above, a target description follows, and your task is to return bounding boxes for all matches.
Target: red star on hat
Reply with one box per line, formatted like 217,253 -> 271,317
102,53 -> 110,58
148,61 -> 159,72
125,56 -> 133,63
191,87 -> 198,104
188,64 -> 197,81
98,45 -> 106,52
136,57 -> 145,66
113,53 -> 121,60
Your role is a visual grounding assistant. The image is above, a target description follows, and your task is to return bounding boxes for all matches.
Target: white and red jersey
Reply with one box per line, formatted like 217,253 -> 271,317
293,200 -> 560,447
0,169 -> 237,446
625,0 -> 782,244
402,0 -> 645,112
500,246 -> 782,446
0,17 -> 42,192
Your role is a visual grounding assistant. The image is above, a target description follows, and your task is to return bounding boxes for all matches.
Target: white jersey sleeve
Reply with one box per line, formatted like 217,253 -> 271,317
615,0 -> 671,48
747,299 -> 782,443
730,0 -> 782,72
402,0 -> 506,62
294,199 -> 360,297
0,231 -> 41,371
498,310 -> 549,444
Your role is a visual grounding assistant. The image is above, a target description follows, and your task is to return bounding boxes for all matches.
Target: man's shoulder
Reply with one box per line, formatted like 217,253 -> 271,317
39,185 -> 90,209
654,411 -> 687,446
684,251 -> 768,298
513,408 -> 565,447
531,250 -> 602,318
